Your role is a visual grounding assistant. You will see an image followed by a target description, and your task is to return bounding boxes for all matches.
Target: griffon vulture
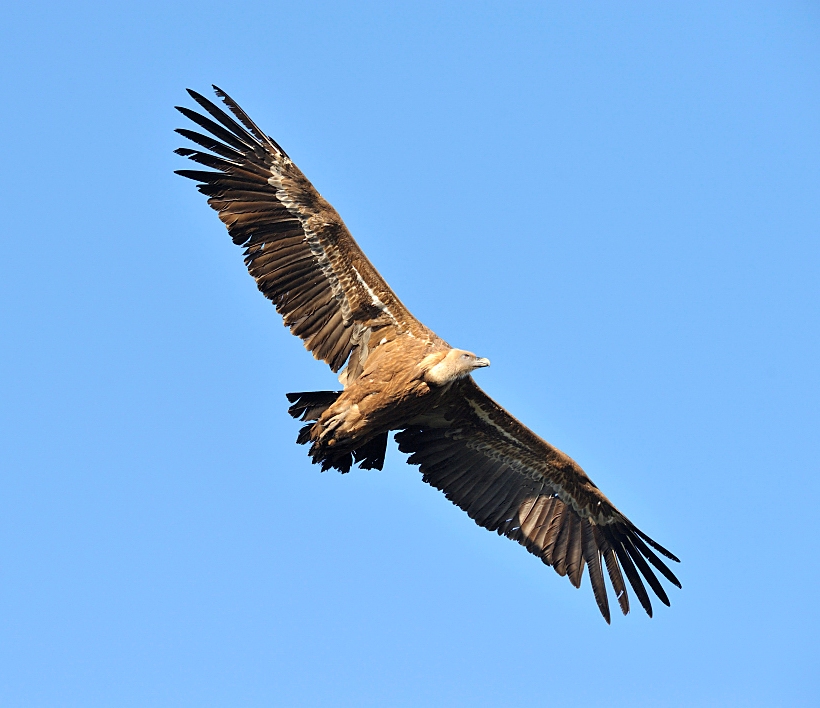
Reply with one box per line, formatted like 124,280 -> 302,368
175,86 -> 680,622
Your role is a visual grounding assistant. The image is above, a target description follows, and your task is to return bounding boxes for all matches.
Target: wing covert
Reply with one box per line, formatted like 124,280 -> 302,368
175,86 -> 431,381
395,377 -> 680,622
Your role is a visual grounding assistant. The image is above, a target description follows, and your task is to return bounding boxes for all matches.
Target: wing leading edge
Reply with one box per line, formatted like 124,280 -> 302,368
396,378 -> 680,623
175,86 -> 433,382
176,87 -> 680,621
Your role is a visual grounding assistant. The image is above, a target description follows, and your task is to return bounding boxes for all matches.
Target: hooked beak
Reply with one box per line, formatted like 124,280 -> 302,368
474,357 -> 491,368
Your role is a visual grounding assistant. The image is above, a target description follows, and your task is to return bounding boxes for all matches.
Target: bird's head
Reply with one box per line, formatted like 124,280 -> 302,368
424,348 -> 490,386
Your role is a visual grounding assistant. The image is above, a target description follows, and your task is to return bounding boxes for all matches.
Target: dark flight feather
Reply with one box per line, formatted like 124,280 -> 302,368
176,87 -> 680,622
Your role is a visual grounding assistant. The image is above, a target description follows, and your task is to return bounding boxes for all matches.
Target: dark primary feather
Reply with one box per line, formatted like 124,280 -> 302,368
176,87 -> 680,622
174,86 -> 434,380
396,377 -> 680,623
582,520 -> 610,621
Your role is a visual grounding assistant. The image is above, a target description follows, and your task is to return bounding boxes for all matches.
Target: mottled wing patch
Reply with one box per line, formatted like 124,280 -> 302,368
396,378 -> 680,623
175,87 -> 434,378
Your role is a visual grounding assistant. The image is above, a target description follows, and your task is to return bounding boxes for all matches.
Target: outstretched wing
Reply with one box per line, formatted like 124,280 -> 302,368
175,86 -> 435,382
395,377 -> 680,622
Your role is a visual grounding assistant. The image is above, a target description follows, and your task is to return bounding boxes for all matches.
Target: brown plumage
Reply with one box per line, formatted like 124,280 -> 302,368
175,86 -> 681,623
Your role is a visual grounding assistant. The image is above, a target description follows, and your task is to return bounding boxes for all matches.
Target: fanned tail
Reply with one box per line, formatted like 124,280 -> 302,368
286,391 -> 389,473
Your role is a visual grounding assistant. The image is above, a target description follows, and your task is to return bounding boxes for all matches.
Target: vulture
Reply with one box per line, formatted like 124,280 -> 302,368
175,86 -> 680,623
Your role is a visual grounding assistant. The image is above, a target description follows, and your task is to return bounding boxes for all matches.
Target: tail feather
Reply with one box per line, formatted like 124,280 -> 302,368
353,432 -> 388,470
286,391 -> 389,473
296,423 -> 314,445
287,390 -> 342,421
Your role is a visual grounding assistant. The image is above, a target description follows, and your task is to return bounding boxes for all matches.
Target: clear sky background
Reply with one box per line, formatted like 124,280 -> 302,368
1,1 -> 818,706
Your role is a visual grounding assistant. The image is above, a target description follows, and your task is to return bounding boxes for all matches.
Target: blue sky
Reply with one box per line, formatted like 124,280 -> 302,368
1,1 -> 818,705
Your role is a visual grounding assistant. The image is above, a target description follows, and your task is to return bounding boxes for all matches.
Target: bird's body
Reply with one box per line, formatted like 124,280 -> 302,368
176,86 -> 681,622
298,342 -> 489,472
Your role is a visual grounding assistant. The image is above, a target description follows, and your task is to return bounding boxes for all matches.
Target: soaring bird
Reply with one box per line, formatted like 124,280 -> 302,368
175,86 -> 680,622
